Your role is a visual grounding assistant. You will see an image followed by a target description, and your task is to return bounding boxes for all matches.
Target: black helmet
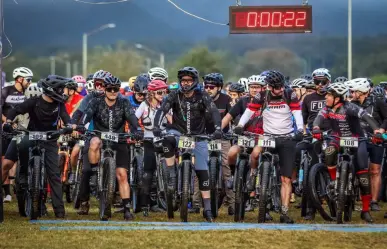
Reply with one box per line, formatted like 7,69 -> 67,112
371,86 -> 385,98
203,73 -> 223,88
334,76 -> 348,83
86,73 -> 94,82
103,76 -> 121,88
228,82 -> 245,93
177,66 -> 199,93
133,75 -> 150,93
65,79 -> 78,90
379,82 -> 387,89
38,75 -> 69,103
265,70 -> 285,87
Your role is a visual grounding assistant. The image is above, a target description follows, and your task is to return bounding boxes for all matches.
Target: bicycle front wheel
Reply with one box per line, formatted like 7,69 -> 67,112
99,157 -> 116,221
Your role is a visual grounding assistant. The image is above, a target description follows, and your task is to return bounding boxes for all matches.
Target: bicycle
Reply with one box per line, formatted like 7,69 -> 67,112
13,127 -> 73,220
207,137 -> 223,218
231,132 -> 255,222
128,138 -> 144,213
254,133 -> 286,223
57,134 -> 73,203
70,134 -> 87,209
85,130 -> 132,221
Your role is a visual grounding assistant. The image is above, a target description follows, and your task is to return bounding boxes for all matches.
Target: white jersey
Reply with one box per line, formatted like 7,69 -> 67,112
135,101 -> 168,138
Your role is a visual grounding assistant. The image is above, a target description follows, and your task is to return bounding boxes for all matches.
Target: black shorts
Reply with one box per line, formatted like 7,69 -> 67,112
82,136 -> 129,172
274,138 -> 297,178
2,137 -> 12,156
367,143 -> 384,165
4,139 -> 18,162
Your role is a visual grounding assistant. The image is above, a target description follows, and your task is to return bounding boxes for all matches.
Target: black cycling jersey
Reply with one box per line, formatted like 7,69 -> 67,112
81,96 -> 138,133
351,96 -> 387,132
154,89 -> 221,135
302,92 -> 330,130
206,93 -> 231,133
6,96 -> 70,131
1,85 -> 25,117
313,101 -> 379,137
229,96 -> 251,120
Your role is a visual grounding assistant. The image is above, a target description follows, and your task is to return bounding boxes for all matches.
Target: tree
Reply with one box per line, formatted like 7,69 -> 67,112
239,48 -> 303,79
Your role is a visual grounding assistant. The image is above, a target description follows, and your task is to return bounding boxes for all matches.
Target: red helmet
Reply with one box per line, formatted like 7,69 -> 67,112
147,79 -> 168,91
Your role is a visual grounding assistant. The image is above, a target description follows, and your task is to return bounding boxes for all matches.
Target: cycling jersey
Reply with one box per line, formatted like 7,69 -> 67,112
81,96 -> 138,133
206,93 -> 231,133
239,90 -> 303,135
1,85 -> 25,116
228,96 -> 263,134
128,94 -> 141,109
302,92 -> 327,130
313,102 -> 379,137
154,89 -> 221,135
6,96 -> 70,131
65,93 -> 83,117
351,96 -> 387,132
135,101 -> 168,138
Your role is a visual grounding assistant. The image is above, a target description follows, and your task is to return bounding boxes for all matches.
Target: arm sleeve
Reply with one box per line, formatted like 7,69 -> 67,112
6,98 -> 35,121
154,92 -> 175,128
289,92 -> 303,130
71,110 -> 84,124
59,103 -> 71,126
124,99 -> 139,130
203,92 -> 221,129
348,102 -> 380,131
313,107 -> 328,128
238,93 -> 263,126
135,102 -> 145,119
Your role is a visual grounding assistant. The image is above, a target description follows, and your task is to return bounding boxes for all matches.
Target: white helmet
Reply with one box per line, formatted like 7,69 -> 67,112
13,67 -> 33,79
238,77 -> 249,92
326,82 -> 348,96
346,78 -> 370,93
148,67 -> 168,81
312,68 -> 331,81
25,83 -> 43,99
248,75 -> 267,86
291,78 -> 308,88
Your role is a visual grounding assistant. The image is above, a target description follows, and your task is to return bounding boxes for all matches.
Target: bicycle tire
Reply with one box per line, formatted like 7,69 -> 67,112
30,156 -> 41,220
308,163 -> 335,221
161,159 -> 174,219
234,159 -> 247,222
258,161 -> 270,223
301,158 -> 310,217
156,163 -> 167,211
15,162 -> 28,217
180,160 -> 191,222
209,156 -> 219,218
337,161 -> 349,224
72,159 -> 83,209
99,157 -> 116,221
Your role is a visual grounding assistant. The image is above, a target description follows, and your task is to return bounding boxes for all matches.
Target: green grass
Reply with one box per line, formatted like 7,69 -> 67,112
1,199 -> 387,249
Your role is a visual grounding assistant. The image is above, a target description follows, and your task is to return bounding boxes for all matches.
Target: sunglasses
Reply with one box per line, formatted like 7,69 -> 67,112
105,87 -> 120,93
273,85 -> 284,90
249,85 -> 262,89
156,90 -> 166,96
25,78 -> 32,83
204,85 -> 217,90
314,80 -> 328,86
136,92 -> 147,97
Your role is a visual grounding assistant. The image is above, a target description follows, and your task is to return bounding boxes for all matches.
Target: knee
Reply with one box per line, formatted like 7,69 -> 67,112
89,138 -> 101,152
71,145 -> 80,156
116,169 -> 127,182
369,165 -> 381,176
3,159 -> 14,171
162,136 -> 176,158
196,170 -> 210,191
281,176 -> 292,185
228,146 -> 239,158
250,147 -> 261,160
325,146 -> 337,166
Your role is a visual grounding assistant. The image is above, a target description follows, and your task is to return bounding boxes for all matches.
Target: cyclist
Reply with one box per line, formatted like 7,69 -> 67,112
236,70 -> 304,224
64,80 -> 84,116
72,75 -> 87,96
128,75 -> 149,110
203,73 -> 235,215
371,86 -> 386,101
136,79 -> 170,216
312,82 -> 383,223
229,82 -> 245,107
148,67 -> 168,83
4,75 -> 75,218
153,67 -> 222,222
1,67 -> 33,202
346,78 -> 387,211
77,76 -> 143,220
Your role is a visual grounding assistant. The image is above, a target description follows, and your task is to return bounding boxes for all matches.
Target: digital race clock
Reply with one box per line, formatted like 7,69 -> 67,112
229,5 -> 312,34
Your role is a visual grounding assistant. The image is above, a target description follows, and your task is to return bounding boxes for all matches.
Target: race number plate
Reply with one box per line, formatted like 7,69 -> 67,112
258,136 -> 276,148
58,135 -> 71,143
340,137 -> 358,148
29,132 -> 47,141
178,136 -> 195,149
208,140 -> 222,151
237,136 -> 255,148
101,132 -> 119,143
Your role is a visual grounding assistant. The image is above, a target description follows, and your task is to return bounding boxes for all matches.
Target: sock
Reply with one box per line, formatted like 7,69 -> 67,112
3,184 -> 10,196
90,163 -> 98,171
203,198 -> 211,211
281,205 -> 289,215
122,198 -> 131,211
328,167 -> 336,180
361,194 -> 371,212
